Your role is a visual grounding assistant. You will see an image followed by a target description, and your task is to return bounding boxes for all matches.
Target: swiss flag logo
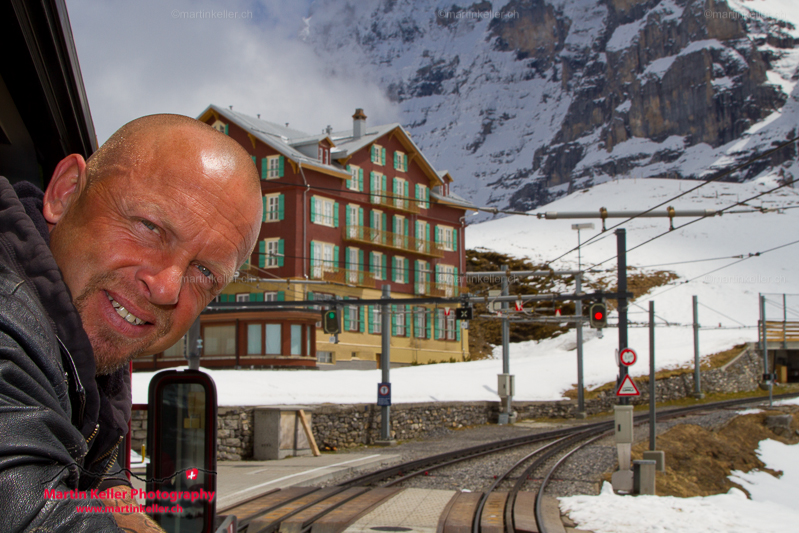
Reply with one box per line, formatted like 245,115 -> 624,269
186,468 -> 199,480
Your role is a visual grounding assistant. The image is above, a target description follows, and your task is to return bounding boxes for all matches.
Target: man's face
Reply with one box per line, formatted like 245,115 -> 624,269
46,132 -> 260,375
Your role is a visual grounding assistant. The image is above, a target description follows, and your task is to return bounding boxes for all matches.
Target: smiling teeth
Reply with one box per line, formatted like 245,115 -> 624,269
106,293 -> 145,326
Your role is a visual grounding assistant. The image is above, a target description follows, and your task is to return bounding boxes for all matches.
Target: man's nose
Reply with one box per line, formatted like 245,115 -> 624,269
138,264 -> 183,306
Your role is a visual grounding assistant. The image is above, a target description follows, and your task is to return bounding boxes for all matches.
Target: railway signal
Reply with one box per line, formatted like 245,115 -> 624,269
589,302 -> 607,328
322,308 -> 340,334
456,306 -> 473,320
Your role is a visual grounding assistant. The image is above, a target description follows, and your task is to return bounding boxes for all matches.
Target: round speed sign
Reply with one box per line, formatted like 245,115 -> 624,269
619,348 -> 637,367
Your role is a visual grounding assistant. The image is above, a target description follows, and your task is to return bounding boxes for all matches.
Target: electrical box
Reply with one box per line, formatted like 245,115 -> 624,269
498,374 -> 515,398
614,405 -> 634,444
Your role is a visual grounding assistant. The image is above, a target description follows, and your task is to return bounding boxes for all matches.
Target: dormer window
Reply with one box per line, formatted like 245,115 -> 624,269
211,120 -> 227,134
318,144 -> 330,165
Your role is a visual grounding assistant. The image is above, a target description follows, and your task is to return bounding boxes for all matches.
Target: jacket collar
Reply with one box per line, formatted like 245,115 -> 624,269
1,178 -> 130,443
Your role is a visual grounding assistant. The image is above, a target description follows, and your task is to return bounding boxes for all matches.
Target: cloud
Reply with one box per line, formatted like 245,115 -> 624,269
66,0 -> 398,144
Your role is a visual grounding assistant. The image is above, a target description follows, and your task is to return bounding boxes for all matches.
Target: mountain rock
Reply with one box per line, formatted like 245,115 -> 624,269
304,0 -> 799,217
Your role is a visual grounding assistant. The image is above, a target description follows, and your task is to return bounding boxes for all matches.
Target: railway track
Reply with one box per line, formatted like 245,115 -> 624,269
221,393 -> 799,533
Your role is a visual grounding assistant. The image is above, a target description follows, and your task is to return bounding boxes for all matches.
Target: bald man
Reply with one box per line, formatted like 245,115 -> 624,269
0,114 -> 262,531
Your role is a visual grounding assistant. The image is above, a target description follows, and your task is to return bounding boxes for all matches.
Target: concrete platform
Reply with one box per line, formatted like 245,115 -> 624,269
343,488 -> 457,533
130,453 -> 400,511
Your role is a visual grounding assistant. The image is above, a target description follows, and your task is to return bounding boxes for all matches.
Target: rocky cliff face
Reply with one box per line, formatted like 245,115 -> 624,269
304,0 -> 799,216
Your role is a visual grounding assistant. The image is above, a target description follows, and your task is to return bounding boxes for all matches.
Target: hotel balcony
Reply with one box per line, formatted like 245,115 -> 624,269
343,225 -> 444,258
370,190 -> 421,215
311,265 -> 377,288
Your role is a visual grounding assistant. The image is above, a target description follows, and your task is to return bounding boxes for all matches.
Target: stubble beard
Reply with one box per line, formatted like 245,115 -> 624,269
73,272 -> 173,376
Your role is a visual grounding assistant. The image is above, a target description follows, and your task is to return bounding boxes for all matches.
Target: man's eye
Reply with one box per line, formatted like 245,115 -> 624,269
196,264 -> 214,280
142,220 -> 160,234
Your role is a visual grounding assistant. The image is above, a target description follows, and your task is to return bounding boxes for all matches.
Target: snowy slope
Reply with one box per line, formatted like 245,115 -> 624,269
132,176 -> 799,406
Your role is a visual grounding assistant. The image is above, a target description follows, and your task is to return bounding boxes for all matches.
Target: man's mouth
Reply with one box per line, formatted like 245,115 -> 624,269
106,292 -> 147,326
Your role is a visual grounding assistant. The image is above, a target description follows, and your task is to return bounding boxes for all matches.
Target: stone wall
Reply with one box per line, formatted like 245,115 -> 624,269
129,344 -> 764,459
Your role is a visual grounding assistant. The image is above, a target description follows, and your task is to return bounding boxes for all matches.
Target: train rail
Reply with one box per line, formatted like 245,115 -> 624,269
221,392 -> 799,533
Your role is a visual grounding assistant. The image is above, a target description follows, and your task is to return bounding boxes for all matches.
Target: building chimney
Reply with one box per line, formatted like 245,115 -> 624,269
353,108 -> 367,139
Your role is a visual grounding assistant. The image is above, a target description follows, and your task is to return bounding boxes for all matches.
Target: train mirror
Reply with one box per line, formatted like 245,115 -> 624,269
147,369 -> 217,532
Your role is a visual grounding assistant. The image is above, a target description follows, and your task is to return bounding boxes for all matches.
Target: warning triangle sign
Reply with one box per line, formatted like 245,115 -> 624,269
616,375 -> 640,397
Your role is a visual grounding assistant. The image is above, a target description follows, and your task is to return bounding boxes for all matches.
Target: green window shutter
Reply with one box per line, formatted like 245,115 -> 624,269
307,291 -> 314,300
358,208 -> 364,238
456,320 -> 461,341
382,174 -> 387,195
414,260 -> 420,293
371,145 -> 376,162
333,246 -> 339,268
391,305 -> 397,336
278,156 -> 285,177
261,158 -> 268,180
258,241 -> 265,268
426,187 -> 430,208
393,151 -> 398,169
370,172 -> 376,195
310,197 -> 317,223
391,256 -> 397,282
431,310 -> 437,339
358,168 -> 364,191
371,252 -> 377,276
436,264 -> 441,285
381,147 -> 386,165
404,218 -> 409,239
343,305 -> 350,329
345,247 -> 351,270
382,213 -> 387,235
435,225 -> 440,244
382,255 -> 387,281
426,224 -> 430,243
358,249 -> 364,273
346,206 -> 351,227
277,291 -> 285,301
278,239 -> 284,267
253,292 -> 264,302
393,215 -> 398,233
224,124 -> 229,135
370,210 -> 375,229
368,306 -> 374,334
454,267 -> 459,288
403,180 -> 409,199
278,194 -> 285,221
359,306 -> 365,333
262,196 -> 267,222
453,228 -> 458,251
404,154 -> 408,171
415,183 -> 421,201
309,241 -> 315,273
333,202 -> 339,228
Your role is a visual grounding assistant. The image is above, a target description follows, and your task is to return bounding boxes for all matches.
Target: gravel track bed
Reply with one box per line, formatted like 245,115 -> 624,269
316,407 -> 746,496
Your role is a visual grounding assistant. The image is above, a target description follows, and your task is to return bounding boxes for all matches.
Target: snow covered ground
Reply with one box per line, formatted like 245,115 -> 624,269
133,176 -> 799,406
560,437 -> 799,533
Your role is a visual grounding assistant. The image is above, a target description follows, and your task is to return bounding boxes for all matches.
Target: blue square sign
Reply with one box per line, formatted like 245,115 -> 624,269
377,382 -> 391,406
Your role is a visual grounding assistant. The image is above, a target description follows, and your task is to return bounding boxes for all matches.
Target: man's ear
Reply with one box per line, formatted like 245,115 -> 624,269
43,154 -> 88,228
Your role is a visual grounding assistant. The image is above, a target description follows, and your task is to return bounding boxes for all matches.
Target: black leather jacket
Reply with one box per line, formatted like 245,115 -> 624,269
0,177 -> 128,531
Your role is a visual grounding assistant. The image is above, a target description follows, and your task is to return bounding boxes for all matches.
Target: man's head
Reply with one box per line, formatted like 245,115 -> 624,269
43,114 -> 262,375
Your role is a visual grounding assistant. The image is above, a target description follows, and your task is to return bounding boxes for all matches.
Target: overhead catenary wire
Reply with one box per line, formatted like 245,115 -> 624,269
538,133 -> 799,268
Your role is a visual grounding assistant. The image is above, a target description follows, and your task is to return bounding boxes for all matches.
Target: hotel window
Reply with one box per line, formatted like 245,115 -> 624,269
371,252 -> 386,281
436,264 -> 458,297
247,324 -> 261,354
415,220 -> 430,253
370,172 -> 386,204
344,300 -> 362,332
393,177 -> 408,209
371,144 -> 386,165
413,307 -> 427,339
265,324 -> 281,355
317,351 -> 333,364
318,144 -> 330,165
347,164 -> 363,191
291,324 -> 302,355
310,241 -> 338,278
370,306 -> 382,334
435,310 -> 457,340
203,325 -> 236,355
265,238 -> 282,268
392,256 -> 407,284
263,193 -> 284,222
311,197 -> 338,227
415,260 -> 430,295
436,225 -> 458,251
211,120 -> 227,134
261,155 -> 284,179
415,183 -> 430,209
393,151 -> 408,172
392,305 -> 407,336
236,293 -> 250,302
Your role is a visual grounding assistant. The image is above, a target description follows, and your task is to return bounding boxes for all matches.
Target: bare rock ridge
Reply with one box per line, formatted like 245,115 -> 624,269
304,0 -> 799,217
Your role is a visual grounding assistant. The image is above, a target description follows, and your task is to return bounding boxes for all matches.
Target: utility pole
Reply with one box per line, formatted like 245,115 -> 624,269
692,295 -> 703,399
498,265 -> 514,424
616,228 -> 629,406
572,223 -> 593,419
377,284 -> 395,445
760,294 -> 773,408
